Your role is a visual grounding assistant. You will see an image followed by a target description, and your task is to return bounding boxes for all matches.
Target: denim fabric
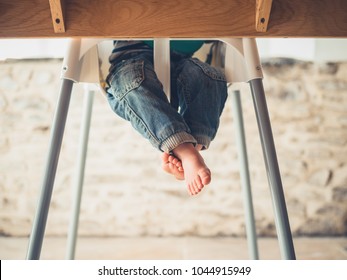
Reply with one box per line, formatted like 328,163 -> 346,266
106,51 -> 228,153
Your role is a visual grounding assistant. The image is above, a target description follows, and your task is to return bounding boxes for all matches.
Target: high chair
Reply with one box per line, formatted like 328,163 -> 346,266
26,38 -> 296,260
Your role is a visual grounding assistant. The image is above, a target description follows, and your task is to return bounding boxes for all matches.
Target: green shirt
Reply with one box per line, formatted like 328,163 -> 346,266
143,40 -> 205,55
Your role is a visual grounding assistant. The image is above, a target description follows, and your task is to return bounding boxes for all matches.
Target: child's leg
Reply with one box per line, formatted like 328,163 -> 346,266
107,52 -> 219,195
107,52 -> 197,153
175,58 -> 228,149
161,58 -> 227,195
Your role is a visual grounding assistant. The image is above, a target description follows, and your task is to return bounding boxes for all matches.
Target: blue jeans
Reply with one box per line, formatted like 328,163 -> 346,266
106,51 -> 228,153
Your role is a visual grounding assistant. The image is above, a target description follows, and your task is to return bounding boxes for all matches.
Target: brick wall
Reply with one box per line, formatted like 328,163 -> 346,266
0,58 -> 346,237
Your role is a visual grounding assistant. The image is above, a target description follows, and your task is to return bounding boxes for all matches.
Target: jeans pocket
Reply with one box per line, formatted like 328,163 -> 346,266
109,59 -> 145,100
189,58 -> 226,82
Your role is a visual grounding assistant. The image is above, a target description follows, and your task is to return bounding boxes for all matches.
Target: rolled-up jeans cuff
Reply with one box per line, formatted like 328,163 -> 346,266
194,135 -> 211,150
160,131 -> 197,153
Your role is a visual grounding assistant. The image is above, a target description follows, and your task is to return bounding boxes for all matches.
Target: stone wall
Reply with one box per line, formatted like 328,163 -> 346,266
0,58 -> 346,237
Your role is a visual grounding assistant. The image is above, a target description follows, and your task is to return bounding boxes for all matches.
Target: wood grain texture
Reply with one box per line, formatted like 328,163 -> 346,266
0,0 -> 346,38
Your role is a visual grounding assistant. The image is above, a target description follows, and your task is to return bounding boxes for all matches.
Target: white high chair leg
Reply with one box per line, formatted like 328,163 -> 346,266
66,85 -> 95,260
26,78 -> 74,260
249,78 -> 296,260
26,39 -> 84,260
231,89 -> 259,260
225,38 -> 295,260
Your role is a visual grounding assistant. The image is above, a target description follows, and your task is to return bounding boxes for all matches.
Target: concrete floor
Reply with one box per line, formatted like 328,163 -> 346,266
1,236 -> 347,260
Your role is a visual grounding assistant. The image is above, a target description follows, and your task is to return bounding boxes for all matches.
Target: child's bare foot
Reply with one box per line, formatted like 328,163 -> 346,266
173,143 -> 211,195
161,153 -> 184,180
